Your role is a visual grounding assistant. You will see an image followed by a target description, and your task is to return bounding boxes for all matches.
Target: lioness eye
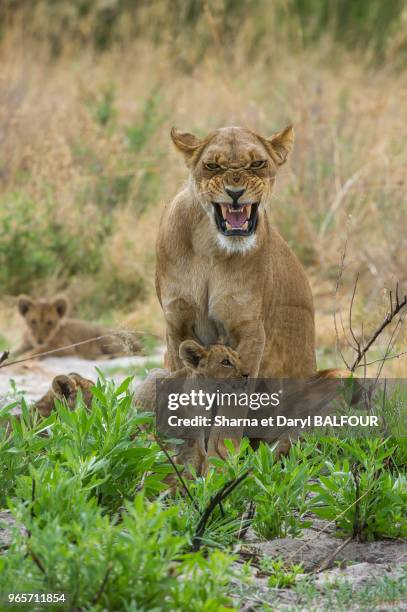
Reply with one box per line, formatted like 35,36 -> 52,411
221,359 -> 233,367
31,319 -> 37,326
251,160 -> 267,169
205,162 -> 221,171
47,320 -> 53,326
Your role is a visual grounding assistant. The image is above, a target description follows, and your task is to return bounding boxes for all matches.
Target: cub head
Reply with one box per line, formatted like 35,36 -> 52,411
171,124 -> 294,254
35,372 -> 94,418
52,372 -> 94,410
179,340 -> 248,379
17,295 -> 69,347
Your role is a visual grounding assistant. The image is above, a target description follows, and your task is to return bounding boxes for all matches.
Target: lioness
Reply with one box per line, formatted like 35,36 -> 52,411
34,372 -> 95,417
14,295 -> 142,359
156,125 -> 316,457
135,339 -> 248,475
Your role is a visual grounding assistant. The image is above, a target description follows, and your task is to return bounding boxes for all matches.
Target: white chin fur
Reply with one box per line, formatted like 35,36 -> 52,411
216,233 -> 257,255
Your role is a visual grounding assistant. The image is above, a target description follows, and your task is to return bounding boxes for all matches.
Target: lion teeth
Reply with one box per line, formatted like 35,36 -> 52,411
245,204 -> 252,218
225,221 -> 232,230
220,205 -> 228,220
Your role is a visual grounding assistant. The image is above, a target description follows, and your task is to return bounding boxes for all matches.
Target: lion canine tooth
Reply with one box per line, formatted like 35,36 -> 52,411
245,204 -> 252,218
220,205 -> 228,219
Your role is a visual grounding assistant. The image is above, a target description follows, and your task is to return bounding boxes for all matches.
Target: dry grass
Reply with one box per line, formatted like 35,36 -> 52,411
0,22 -> 406,373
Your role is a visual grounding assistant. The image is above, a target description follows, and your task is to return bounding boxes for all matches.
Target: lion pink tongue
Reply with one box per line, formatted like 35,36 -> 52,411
226,209 -> 246,228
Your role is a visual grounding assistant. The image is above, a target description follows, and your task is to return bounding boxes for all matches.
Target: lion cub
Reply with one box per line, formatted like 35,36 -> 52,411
14,295 -> 142,359
135,339 -> 248,411
34,372 -> 95,417
135,339 -> 248,475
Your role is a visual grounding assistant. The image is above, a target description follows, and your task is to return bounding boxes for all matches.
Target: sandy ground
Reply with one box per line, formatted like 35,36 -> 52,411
0,350 -> 165,410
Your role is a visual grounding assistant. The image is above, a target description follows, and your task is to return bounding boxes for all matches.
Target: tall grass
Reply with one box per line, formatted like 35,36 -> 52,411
0,1 -> 406,371
2,0 -> 406,66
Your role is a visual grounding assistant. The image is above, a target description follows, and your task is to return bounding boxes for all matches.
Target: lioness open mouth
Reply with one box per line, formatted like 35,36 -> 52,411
213,202 -> 259,236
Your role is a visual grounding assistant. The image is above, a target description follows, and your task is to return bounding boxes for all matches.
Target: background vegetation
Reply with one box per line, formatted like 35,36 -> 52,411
0,0 -> 406,372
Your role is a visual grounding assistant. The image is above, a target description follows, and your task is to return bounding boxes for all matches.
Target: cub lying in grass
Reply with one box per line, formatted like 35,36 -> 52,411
34,372 -> 95,417
13,295 -> 142,359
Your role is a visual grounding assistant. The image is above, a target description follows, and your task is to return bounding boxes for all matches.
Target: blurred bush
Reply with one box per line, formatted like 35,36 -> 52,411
1,0 -> 406,65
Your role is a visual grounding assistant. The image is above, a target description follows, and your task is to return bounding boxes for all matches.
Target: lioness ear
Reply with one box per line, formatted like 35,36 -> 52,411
53,296 -> 69,318
266,125 -> 294,166
170,128 -> 204,165
52,375 -> 76,399
179,340 -> 207,369
17,295 -> 34,317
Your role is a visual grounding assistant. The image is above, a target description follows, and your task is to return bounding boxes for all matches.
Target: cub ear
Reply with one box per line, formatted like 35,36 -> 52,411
68,372 -> 94,387
53,296 -> 69,318
170,128 -> 205,166
179,340 -> 207,370
17,295 -> 34,317
52,374 -> 76,399
265,125 -> 294,166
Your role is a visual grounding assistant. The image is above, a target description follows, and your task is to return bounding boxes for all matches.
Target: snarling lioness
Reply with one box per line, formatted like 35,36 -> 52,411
156,125 -> 316,457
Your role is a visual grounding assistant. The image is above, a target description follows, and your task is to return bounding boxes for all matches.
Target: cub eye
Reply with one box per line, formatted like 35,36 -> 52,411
250,160 -> 267,169
31,319 -> 37,326
221,358 -> 233,367
47,320 -> 53,326
204,162 -> 221,171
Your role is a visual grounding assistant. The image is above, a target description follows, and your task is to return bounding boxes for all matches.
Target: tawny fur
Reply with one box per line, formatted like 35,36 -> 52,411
156,125 -> 316,458
13,295 -> 142,359
135,339 -> 248,475
34,372 -> 95,417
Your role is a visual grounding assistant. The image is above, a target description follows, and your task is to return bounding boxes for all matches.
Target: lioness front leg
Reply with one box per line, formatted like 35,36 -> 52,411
207,319 -> 265,459
163,297 -> 198,371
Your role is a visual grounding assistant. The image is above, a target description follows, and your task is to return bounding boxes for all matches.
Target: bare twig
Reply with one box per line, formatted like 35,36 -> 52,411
284,483 -> 375,567
359,349 -> 407,369
192,470 -> 251,551
314,536 -> 352,573
91,562 -> 112,606
348,273 -> 361,353
0,350 -> 9,365
333,238 -> 351,369
237,500 -> 256,541
352,463 -> 361,540
153,435 -> 198,511
135,471 -> 148,493
0,329 -> 161,370
349,284 -> 407,372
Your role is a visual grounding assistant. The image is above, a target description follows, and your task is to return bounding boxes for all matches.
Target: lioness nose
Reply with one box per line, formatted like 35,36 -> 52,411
225,187 -> 245,207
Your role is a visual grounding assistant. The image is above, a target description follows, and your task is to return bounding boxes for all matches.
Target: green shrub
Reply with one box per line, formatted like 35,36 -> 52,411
310,439 -> 407,540
251,441 -> 319,539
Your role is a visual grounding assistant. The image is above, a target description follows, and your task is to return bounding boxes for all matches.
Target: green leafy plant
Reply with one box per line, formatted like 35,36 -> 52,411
310,439 -> 407,540
260,556 -> 303,589
251,441 -> 320,539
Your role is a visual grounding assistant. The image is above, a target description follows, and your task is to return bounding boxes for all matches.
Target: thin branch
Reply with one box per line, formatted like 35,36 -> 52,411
0,329 -> 161,370
349,287 -> 407,372
0,350 -> 9,365
348,273 -> 361,353
91,562 -> 112,606
153,435 -> 198,511
192,470 -> 250,552
356,349 -> 407,369
314,536 -> 352,573
333,237 -> 351,369
237,500 -> 255,541
375,314 -> 405,380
